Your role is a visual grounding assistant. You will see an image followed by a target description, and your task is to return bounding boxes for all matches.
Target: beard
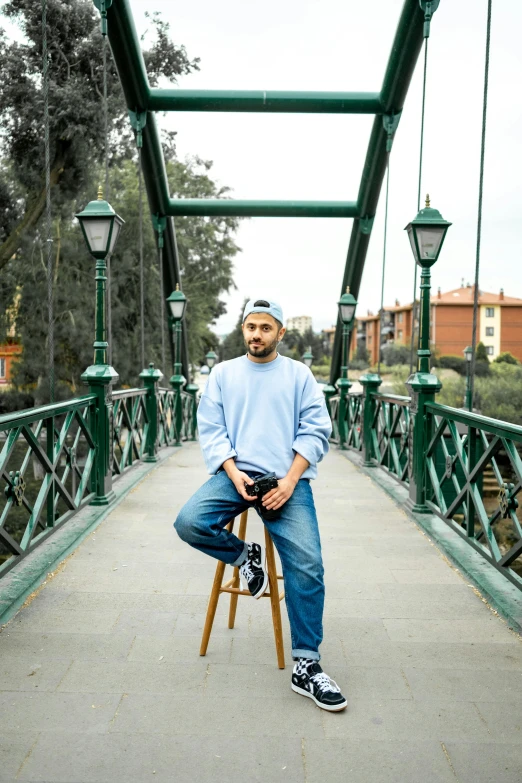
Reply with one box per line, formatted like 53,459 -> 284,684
244,334 -> 279,358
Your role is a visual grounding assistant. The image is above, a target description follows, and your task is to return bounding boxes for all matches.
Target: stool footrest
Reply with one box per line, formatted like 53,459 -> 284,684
220,586 -> 285,601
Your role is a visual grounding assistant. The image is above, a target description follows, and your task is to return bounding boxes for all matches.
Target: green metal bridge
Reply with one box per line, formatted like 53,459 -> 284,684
1,0 -> 522,780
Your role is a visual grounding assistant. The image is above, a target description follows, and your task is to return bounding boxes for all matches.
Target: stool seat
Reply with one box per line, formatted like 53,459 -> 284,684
199,509 -> 286,668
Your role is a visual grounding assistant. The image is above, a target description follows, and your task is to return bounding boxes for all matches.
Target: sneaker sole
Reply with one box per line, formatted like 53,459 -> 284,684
292,683 -> 348,712
241,544 -> 269,600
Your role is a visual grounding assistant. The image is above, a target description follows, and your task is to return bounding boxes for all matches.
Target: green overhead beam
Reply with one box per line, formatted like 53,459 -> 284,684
149,89 -> 383,114
168,200 -> 359,218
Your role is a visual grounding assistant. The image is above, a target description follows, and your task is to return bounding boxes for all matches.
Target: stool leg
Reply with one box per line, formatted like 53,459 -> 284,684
228,510 -> 248,629
200,520 -> 234,656
265,528 -> 285,669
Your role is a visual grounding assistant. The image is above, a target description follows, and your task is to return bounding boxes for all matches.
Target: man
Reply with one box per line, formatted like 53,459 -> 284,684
174,298 -> 347,712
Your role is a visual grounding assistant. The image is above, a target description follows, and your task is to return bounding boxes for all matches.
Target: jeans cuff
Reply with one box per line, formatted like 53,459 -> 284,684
231,542 -> 248,567
292,648 -> 321,662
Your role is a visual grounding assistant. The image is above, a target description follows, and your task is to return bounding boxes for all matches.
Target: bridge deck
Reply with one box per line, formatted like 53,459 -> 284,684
1,445 -> 522,782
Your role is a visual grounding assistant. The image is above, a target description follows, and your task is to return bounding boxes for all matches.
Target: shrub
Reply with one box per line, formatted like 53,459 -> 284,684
349,359 -> 370,371
381,342 -> 410,367
493,352 -> 519,365
0,390 -> 35,415
473,360 -> 491,377
391,365 -> 410,396
439,355 -> 466,375
475,363 -> 522,426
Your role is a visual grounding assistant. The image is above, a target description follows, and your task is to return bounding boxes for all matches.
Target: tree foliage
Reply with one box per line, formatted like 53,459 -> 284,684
0,0 -> 241,399
0,0 -> 198,268
221,299 -> 249,361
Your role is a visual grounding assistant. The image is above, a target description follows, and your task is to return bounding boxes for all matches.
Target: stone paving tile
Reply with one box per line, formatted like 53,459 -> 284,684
8,608 -> 121,635
110,692 -> 324,737
389,567 -> 464,584
0,692 -> 121,733
0,731 -> 40,782
303,739 -> 457,783
392,641 -> 522,671
473,701 -> 522,741
0,631 -> 134,662
404,666 -> 522,704
323,597 -> 487,619
111,609 -> 178,636
61,591 -> 188,611
383,616 -> 515,644
128,634 -> 232,665
17,733 -> 306,783
57,660 -> 208,694
443,742 -> 522,783
0,658 -> 72,692
321,698 -> 491,743
323,615 -> 389,642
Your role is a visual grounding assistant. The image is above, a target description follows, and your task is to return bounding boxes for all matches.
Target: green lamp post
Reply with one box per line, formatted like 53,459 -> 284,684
76,186 -> 124,504
404,194 -> 452,511
167,285 -> 187,446
336,287 -> 357,449
463,345 -> 473,411
302,347 -> 314,369
205,349 -> 218,373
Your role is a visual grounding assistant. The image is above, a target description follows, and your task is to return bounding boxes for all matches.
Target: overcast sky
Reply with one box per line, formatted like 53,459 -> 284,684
6,0 -> 522,335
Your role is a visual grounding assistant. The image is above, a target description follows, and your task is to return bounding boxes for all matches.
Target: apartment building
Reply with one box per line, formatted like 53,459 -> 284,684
353,284 -> 522,366
0,342 -> 21,387
286,315 -> 312,335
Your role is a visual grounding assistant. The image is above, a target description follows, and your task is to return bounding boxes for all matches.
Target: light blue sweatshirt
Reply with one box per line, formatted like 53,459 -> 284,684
197,353 -> 332,480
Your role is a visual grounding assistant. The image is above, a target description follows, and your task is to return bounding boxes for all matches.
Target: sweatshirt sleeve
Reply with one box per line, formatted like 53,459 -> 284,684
292,371 -> 332,467
197,369 -> 237,475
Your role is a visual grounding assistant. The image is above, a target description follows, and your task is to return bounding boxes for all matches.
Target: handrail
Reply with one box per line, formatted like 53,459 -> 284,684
426,402 -> 522,442
372,392 -> 411,405
0,395 -> 97,431
113,387 -> 148,400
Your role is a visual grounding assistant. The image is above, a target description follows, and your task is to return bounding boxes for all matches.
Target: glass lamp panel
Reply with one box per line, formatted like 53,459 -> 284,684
416,226 -> 446,261
407,227 -> 419,263
83,219 -> 111,255
340,304 -> 356,324
108,218 -> 122,254
303,356 -> 313,368
168,300 -> 185,320
206,354 -> 216,368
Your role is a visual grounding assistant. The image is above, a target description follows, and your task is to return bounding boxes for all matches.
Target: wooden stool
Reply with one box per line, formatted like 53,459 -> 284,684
199,509 -> 285,668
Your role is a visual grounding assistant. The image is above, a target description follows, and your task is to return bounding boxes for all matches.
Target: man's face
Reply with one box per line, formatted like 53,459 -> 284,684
242,313 -> 285,358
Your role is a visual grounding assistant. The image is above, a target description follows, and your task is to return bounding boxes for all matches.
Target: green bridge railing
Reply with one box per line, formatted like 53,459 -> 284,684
327,378 -> 522,592
0,370 -> 198,578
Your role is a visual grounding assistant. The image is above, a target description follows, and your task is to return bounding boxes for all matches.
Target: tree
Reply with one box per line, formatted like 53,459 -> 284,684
221,299 -> 249,361
0,2 -> 241,395
0,0 -> 199,269
3,155 -> 240,396
476,341 -> 489,363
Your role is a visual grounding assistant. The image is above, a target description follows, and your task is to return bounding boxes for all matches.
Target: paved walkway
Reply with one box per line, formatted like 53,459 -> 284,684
1,445 -> 522,783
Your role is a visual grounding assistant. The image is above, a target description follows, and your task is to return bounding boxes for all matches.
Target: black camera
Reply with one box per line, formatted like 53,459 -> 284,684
245,472 -> 280,520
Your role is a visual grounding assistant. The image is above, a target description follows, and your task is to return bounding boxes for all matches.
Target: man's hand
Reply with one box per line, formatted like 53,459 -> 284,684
222,459 -> 257,502
262,475 -> 297,512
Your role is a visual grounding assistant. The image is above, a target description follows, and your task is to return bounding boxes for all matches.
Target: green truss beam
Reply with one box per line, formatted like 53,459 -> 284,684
148,90 -> 383,114
168,200 -> 359,218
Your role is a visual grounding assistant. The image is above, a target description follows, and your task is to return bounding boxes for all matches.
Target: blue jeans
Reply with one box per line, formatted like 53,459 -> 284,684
174,471 -> 324,661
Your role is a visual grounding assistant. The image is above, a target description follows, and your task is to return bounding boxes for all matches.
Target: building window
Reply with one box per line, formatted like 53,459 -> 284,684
398,313 -> 403,323
485,327 -> 494,336
0,358 -> 5,378
398,330 -> 403,340
486,346 -> 494,356
485,307 -> 494,317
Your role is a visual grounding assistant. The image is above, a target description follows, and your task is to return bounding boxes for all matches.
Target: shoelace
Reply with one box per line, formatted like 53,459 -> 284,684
310,672 -> 341,694
240,559 -> 256,581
